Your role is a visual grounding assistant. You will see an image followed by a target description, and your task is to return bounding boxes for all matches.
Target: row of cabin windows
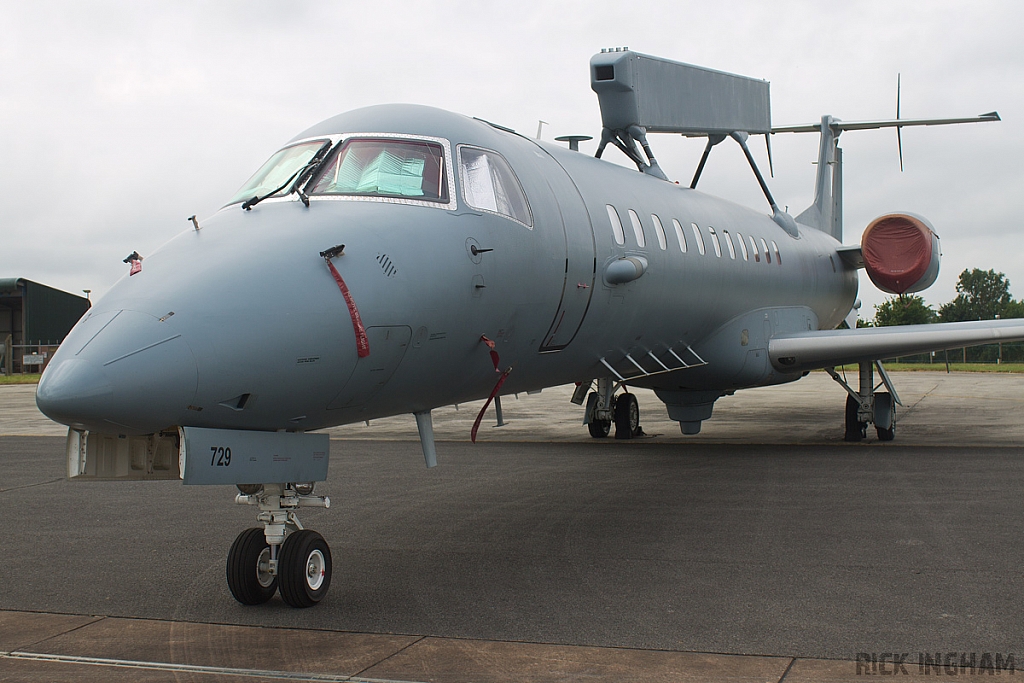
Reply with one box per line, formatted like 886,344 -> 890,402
605,205 -> 782,265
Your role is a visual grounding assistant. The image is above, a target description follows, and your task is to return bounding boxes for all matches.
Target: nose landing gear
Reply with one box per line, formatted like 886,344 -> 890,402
228,483 -> 332,607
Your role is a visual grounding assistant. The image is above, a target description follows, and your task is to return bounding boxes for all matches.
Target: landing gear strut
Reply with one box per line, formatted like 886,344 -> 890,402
576,378 -> 643,439
828,361 -> 900,442
228,483 -> 332,607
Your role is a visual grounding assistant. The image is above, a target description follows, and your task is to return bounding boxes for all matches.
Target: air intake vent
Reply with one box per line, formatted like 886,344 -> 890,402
376,253 -> 397,278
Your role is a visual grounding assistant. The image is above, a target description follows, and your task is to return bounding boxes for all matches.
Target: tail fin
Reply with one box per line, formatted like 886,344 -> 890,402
794,115 -> 842,240
774,111 -> 999,243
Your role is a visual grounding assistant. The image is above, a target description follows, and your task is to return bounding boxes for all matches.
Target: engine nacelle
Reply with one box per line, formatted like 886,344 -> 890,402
861,213 -> 941,294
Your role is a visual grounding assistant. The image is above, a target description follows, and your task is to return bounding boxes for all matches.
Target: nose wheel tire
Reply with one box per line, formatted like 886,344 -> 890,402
614,393 -> 640,440
278,529 -> 332,608
227,528 -> 278,605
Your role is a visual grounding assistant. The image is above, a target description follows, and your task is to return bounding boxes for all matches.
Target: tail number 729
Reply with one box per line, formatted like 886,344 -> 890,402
210,446 -> 232,467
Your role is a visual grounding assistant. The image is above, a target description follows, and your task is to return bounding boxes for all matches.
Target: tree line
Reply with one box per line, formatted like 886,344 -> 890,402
869,268 -> 1024,362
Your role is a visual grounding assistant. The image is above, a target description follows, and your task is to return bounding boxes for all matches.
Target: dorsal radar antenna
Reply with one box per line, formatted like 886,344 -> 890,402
589,49 -> 798,236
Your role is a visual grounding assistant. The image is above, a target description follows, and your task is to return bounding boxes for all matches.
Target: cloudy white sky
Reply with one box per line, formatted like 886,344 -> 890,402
2,1 -> 1022,319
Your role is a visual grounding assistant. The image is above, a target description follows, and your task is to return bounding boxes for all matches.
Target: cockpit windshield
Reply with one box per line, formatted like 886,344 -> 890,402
309,138 -> 448,202
226,139 -> 329,206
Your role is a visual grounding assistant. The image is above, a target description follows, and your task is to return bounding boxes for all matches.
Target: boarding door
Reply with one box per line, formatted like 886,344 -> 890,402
537,156 -> 596,351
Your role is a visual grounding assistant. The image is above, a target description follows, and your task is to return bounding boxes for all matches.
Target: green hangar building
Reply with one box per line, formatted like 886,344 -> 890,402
1,278 -> 90,374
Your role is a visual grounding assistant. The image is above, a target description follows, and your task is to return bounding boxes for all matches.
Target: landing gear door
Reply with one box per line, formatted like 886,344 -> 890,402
538,158 -> 596,351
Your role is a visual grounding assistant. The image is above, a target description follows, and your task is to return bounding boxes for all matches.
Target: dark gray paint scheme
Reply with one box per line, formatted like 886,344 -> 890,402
35,103 -> 1024,438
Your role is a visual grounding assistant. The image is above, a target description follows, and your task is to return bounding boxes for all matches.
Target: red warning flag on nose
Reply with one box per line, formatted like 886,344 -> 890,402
479,335 -> 501,372
471,335 -> 512,443
324,258 -> 370,358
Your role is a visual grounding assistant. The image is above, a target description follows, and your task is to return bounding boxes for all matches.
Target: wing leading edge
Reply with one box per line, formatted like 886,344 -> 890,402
769,319 -> 1024,373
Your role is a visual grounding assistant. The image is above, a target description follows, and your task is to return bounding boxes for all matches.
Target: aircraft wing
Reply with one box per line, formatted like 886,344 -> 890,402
768,319 -> 1024,373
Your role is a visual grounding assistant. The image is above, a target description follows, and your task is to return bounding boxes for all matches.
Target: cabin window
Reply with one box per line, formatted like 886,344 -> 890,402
736,232 -> 749,260
691,222 -> 705,255
708,226 -> 722,257
458,146 -> 532,227
760,237 -> 772,263
672,219 -> 687,252
772,240 -> 782,265
748,235 -> 760,262
228,139 -> 331,206
722,230 -> 736,259
310,138 -> 449,202
607,205 -> 625,245
628,209 -> 646,247
651,214 -> 667,250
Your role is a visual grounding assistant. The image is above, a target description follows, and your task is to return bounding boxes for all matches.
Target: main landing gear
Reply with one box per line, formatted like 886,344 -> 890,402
827,361 -> 900,442
228,483 -> 332,608
575,378 -> 643,440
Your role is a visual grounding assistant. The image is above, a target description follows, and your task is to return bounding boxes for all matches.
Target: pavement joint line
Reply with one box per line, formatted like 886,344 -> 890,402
776,657 -> 797,682
0,477 -> 63,494
4,612 -> 107,654
351,634 -> 428,679
899,381 -> 939,414
0,610 -> 828,668
1,652 -> 430,683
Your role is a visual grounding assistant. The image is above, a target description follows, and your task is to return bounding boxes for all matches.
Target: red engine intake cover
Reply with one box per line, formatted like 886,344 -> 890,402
861,213 -> 940,294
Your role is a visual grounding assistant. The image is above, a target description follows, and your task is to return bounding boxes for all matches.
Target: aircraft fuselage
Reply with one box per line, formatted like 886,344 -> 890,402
37,104 -> 857,437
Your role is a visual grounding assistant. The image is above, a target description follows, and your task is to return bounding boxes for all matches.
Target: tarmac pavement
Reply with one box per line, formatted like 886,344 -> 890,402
1,370 -> 1022,681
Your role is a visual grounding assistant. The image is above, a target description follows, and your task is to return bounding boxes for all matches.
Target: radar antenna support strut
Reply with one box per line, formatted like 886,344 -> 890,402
728,131 -> 798,236
689,131 -> 800,237
689,135 -> 726,188
595,126 -> 669,181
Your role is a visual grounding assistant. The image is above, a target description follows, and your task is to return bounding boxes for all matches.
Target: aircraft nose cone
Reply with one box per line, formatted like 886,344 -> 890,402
35,309 -> 198,434
36,358 -> 115,426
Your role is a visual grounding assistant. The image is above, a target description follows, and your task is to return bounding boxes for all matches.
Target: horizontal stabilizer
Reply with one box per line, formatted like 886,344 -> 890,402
769,319 -> 1024,373
835,245 -> 864,269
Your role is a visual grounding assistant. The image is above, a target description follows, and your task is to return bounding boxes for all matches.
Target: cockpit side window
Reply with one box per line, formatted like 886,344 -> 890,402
227,139 -> 329,206
457,146 -> 532,227
310,138 -> 449,202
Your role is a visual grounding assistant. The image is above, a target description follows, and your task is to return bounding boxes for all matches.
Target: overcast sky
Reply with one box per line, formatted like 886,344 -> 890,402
2,1 -> 1022,319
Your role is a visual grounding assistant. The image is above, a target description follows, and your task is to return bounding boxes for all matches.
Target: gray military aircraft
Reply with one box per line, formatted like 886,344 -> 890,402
35,50 -> 1024,608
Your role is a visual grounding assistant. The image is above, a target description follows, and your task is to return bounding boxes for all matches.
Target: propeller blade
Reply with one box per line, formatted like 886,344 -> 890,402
896,73 -> 904,172
897,126 -> 904,172
765,133 -> 774,178
896,73 -> 901,119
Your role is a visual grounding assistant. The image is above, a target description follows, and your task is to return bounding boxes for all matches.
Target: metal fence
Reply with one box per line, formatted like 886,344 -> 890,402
888,342 -> 1024,365
0,340 -> 60,375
